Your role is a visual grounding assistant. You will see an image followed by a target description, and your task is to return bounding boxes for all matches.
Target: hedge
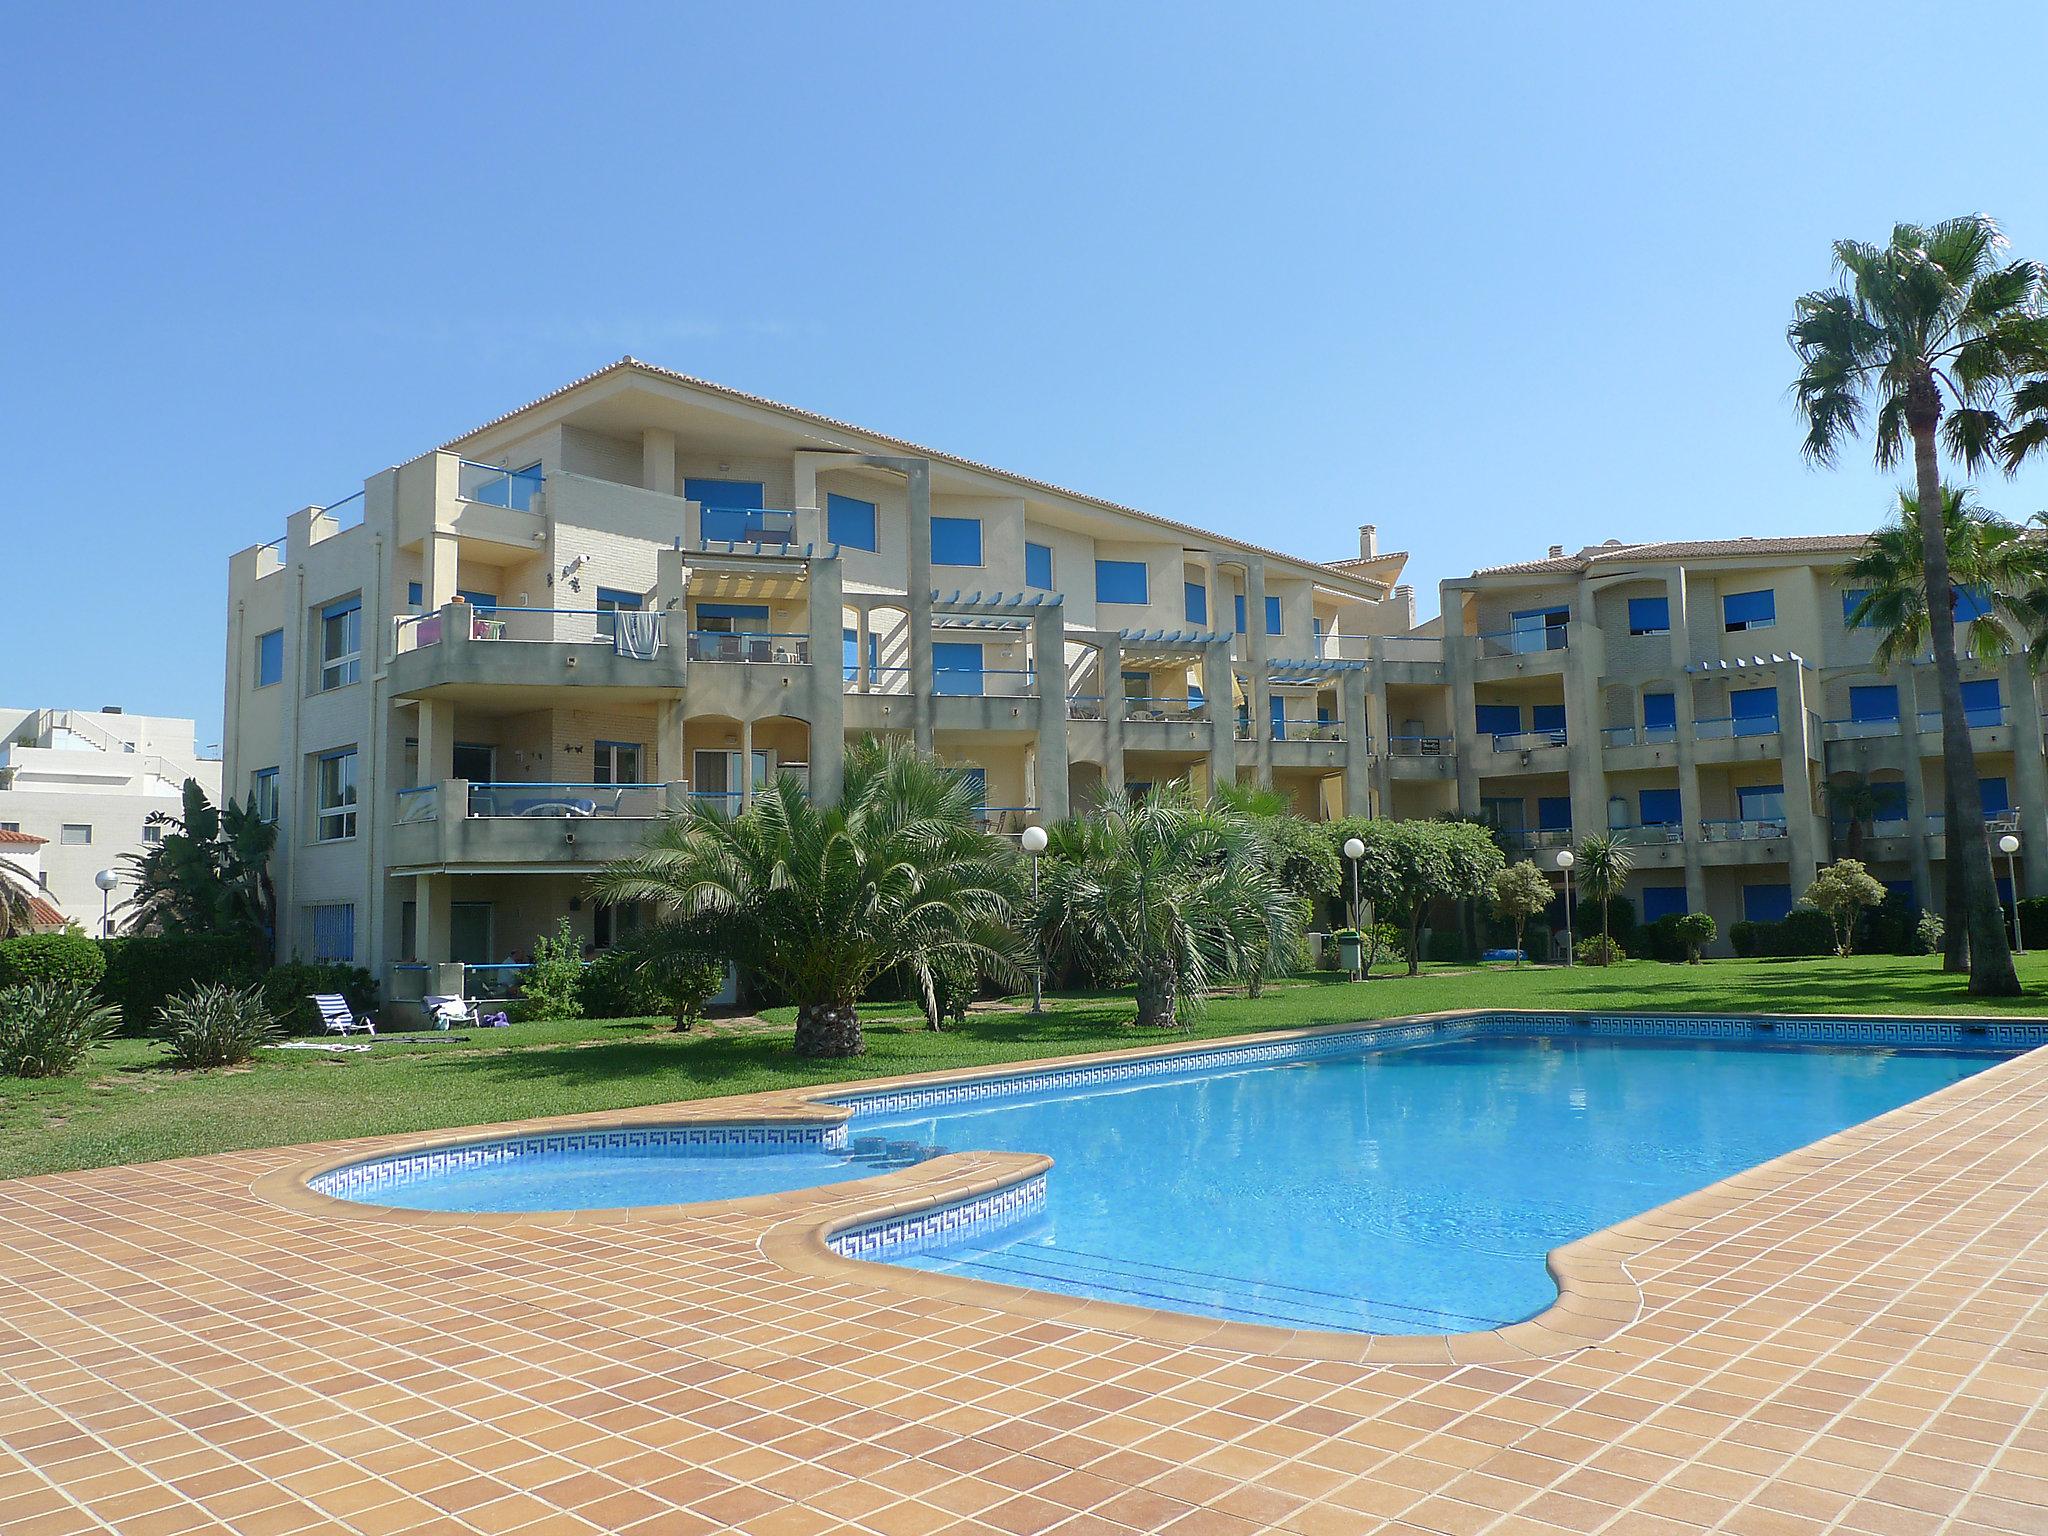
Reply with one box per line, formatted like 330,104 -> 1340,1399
1727,905 -> 1837,958
259,963 -> 378,1036
99,934 -> 265,1030
0,932 -> 106,991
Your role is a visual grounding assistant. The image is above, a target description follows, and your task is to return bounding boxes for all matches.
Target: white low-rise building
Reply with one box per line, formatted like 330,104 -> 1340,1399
0,708 -> 223,934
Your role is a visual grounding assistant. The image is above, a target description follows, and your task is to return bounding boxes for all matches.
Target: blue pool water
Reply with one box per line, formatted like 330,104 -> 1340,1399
318,1022 -> 2019,1334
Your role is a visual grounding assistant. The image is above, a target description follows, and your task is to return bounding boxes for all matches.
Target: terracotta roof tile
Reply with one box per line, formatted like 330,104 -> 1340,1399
1474,533 -> 1872,577
0,828 -> 47,846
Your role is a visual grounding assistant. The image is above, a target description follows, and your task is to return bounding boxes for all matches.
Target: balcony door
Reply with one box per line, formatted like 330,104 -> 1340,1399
450,902 -> 494,965
452,743 -> 495,784
593,742 -> 641,785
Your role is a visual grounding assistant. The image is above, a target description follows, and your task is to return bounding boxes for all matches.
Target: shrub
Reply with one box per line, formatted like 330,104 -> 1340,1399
261,962 -> 377,1036
918,949 -> 979,1030
1575,935 -> 1626,966
1636,914 -> 1690,964
2020,896 -> 2048,950
1574,895 -> 1636,949
99,934 -> 263,1031
1729,920 -> 1765,958
0,932 -> 107,992
1804,859 -> 1887,954
1783,904 -> 1836,956
580,930 -> 727,1030
1915,911 -> 1946,954
510,920 -> 585,1023
1861,890 -> 1925,956
1674,912 -> 1717,963
159,983 -> 276,1068
576,949 -> 669,1019
1425,928 -> 1470,963
0,979 -> 121,1077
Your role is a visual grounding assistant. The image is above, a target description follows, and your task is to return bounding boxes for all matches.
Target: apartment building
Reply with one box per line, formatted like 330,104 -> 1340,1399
0,708 -> 223,933
223,360 -> 1414,994
1437,535 -> 2045,943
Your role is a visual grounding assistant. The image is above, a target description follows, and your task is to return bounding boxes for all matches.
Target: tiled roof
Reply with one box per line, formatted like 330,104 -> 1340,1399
0,828 -> 46,846
25,896 -> 64,929
438,358 -> 1387,596
1474,534 -> 1872,578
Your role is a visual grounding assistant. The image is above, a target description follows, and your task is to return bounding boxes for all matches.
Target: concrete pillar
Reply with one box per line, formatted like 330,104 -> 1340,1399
1102,634 -> 1127,799
1665,569 -> 1707,915
2006,653 -> 2048,896
657,699 -> 687,793
1563,621 -> 1607,844
808,555 -> 846,809
855,606 -> 873,693
1244,556 -> 1273,786
641,429 -> 677,496
1202,638 -> 1236,794
740,718 -> 755,809
904,462 -> 935,755
1341,669 -> 1371,817
1892,684 -> 1935,906
416,698 -> 455,787
1779,661 -> 1821,892
416,871 -> 452,964
1031,606 -> 1070,821
423,531 -> 460,609
1445,627 -> 1480,816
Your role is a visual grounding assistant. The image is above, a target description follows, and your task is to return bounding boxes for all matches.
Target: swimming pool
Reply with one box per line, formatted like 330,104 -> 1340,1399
311,1014 -> 2037,1335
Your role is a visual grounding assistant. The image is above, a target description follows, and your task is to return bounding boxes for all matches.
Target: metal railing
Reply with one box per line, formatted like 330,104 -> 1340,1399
1825,716 -> 1901,739
394,785 -> 440,824
1693,714 -> 1780,740
1123,697 -> 1208,722
459,460 -> 543,511
466,782 -> 677,819
1066,695 -> 1105,720
699,507 -> 798,544
1272,717 -> 1346,742
320,489 -> 366,530
1498,827 -> 1574,850
934,668 -> 1038,699
1490,727 -> 1567,751
1918,706 -> 2006,731
686,630 -> 811,664
1699,817 -> 1788,842
1477,627 -> 1569,657
975,806 -> 1041,836
1386,735 -> 1454,756
1614,822 -> 1684,846
395,607 -> 665,653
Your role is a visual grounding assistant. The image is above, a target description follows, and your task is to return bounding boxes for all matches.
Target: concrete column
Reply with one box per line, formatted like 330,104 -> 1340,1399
1202,638 -> 1236,793
1244,557 -> 1273,786
1341,669 -> 1371,817
1446,636 -> 1480,816
641,429 -> 677,496
1892,686 -> 1935,905
1365,653 -> 1392,820
1031,606 -> 1070,821
740,718 -> 755,808
1665,570 -> 1707,914
423,531 -> 460,609
657,699 -> 686,792
2006,653 -> 2048,896
415,872 -> 452,964
904,462 -> 935,755
808,555 -> 846,808
1779,661 -> 1821,892
1563,623 -> 1608,843
416,698 -> 455,787
1102,635 -> 1127,799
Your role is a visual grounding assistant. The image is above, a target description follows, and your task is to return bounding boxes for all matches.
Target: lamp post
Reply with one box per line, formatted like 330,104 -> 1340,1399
94,869 -> 119,939
1999,832 -> 2024,955
1021,824 -> 1049,1013
1342,836 -> 1365,933
1555,849 -> 1576,966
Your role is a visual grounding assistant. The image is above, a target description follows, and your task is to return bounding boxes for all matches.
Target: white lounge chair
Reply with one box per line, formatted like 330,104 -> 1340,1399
422,995 -> 482,1029
311,994 -> 375,1036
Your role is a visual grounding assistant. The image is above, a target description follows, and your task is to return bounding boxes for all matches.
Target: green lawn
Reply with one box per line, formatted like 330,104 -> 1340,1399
6,952 -> 2048,1181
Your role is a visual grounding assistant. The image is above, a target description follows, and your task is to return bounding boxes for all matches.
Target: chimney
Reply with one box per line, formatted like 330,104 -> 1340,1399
1394,583 -> 1416,627
1547,544 -> 1565,560
1358,524 -> 1378,559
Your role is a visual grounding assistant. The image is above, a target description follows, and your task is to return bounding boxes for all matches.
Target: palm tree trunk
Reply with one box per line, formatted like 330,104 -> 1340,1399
1942,782 -> 1969,972
794,1000 -> 865,1057
1134,966 -> 1177,1028
1405,912 -> 1424,974
1908,393 -> 2019,994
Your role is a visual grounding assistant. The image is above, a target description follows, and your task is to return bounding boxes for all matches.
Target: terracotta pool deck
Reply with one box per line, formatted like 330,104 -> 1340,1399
3,1023 -> 2047,1536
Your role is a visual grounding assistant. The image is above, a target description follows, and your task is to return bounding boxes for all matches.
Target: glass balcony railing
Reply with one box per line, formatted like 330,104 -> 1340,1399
394,784 -> 439,824
686,631 -> 811,664
1066,695 -> 1105,720
1497,827 -> 1573,850
1699,817 -> 1788,842
1825,716 -> 1902,738
1477,626 -> 1568,658
1693,714 -> 1780,740
459,460 -> 543,510
1489,727 -> 1567,751
974,806 -> 1041,836
1272,717 -> 1345,742
699,508 -> 798,544
1918,706 -> 2007,731
464,782 -> 678,819
1614,822 -> 1684,846
396,608 -> 665,653
1386,735 -> 1454,756
1123,697 -> 1209,723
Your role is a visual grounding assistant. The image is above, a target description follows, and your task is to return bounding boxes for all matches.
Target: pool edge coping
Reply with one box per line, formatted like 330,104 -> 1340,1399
250,1007 -> 2046,1363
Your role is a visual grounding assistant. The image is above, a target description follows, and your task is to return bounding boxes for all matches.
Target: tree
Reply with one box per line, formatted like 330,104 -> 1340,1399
1675,912 -> 1717,964
615,917 -> 726,1031
1036,787 -> 1297,1028
1805,859 -> 1889,956
596,737 -> 1024,1058
1212,782 -> 1343,909
0,859 -> 44,938
1326,819 -> 1503,975
118,782 -> 276,955
1487,862 -> 1553,965
1573,834 -> 1634,960
1825,773 -> 1887,861
1790,215 -> 2048,996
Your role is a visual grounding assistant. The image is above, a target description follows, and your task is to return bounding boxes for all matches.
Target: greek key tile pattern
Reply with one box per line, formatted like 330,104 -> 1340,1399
828,1172 -> 1049,1261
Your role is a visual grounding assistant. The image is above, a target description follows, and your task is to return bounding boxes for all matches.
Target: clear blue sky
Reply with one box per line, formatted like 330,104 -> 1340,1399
9,2 -> 2048,749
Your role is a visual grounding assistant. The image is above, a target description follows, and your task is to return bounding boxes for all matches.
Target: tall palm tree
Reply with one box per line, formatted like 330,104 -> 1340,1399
595,737 -> 1024,1058
119,781 -> 277,954
1790,215 -> 2048,995
1573,833 -> 1633,959
1825,773 -> 1886,861
1841,486 -> 2048,967
1035,787 -> 1298,1029
0,857 -> 45,937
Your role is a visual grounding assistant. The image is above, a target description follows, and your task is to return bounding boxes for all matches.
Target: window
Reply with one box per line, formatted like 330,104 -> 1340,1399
60,824 -> 91,846
1872,781 -> 1909,823
1641,887 -> 1688,921
594,901 -> 644,950
1530,703 -> 1566,734
249,767 -> 279,824
255,628 -> 283,688
1980,776 -> 2011,815
319,596 -> 362,690
827,493 -> 878,552
1730,686 -> 1779,735
408,581 -> 423,607
306,904 -> 356,963
1537,796 -> 1572,833
142,823 -> 163,846
593,742 -> 641,786
841,628 -> 879,684
1742,884 -> 1793,924
932,641 -> 984,697
1639,788 -> 1682,825
1722,588 -> 1776,632
1508,606 -> 1569,652
686,478 -> 770,543
316,748 -> 358,841
1954,585 -> 1992,622
1094,559 -> 1148,605
1234,594 -> 1247,634
1184,581 -> 1207,626
1643,692 -> 1677,737
930,516 -> 983,567
1962,678 -> 2003,726
1263,596 -> 1283,635
1025,542 -> 1054,590
1627,596 -> 1669,636
1849,685 -> 1900,723
1475,703 -> 1522,738
1737,784 -> 1786,822
1842,589 -> 1871,628
595,587 -> 643,640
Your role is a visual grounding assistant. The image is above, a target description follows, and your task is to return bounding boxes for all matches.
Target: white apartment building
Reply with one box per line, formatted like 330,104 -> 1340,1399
0,708 -> 223,934
223,360 -> 1413,997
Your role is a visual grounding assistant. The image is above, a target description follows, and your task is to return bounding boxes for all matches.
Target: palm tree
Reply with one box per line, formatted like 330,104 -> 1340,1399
1034,787 -> 1298,1029
1825,773 -> 1886,861
595,737 -> 1024,1058
1841,485 -> 2048,968
1790,215 -> 2048,995
119,781 -> 277,954
1573,833 -> 1633,960
0,857 -> 44,937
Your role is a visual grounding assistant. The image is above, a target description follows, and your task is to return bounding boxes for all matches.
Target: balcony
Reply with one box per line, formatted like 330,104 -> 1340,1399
1613,822 -> 1684,846
385,780 -> 680,871
1699,817 -> 1788,843
1477,627 -> 1568,658
1386,735 -> 1453,757
1067,695 -> 1105,721
1824,715 -> 1901,740
699,507 -> 798,546
974,806 -> 1042,837
1498,827 -> 1574,851
388,606 -> 683,697
1926,811 -> 2021,838
1692,714 -> 1780,741
1601,724 -> 1678,749
687,630 -> 811,665
1917,706 -> 2007,732
852,666 -> 1037,699
1124,697 -> 1209,724
1487,727 -> 1567,753
458,459 -> 543,511
1270,716 -> 1346,743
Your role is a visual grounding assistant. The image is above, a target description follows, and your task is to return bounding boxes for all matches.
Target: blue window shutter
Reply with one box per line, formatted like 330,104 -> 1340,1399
1234,594 -> 1246,634
1530,703 -> 1566,733
1961,678 -> 2003,716
1954,585 -> 1992,621
686,478 -> 766,543
1264,596 -> 1282,635
255,629 -> 284,688
1872,781 -> 1909,820
1184,582 -> 1207,626
1642,692 -> 1676,730
1981,776 -> 2011,814
1737,784 -> 1786,821
1627,596 -> 1669,634
1094,560 -> 1148,605
826,493 -> 878,551
1638,788 -> 1682,824
1640,887 -> 1688,921
932,641 -> 984,695
1269,694 -> 1286,732
1475,703 -> 1522,737
1841,589 -> 1870,627
1730,687 -> 1779,733
1537,796 -> 1572,831
930,516 -> 982,567
1848,685 -> 1899,723
1025,542 -> 1054,589
1743,884 -> 1794,923
1722,588 -> 1776,630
